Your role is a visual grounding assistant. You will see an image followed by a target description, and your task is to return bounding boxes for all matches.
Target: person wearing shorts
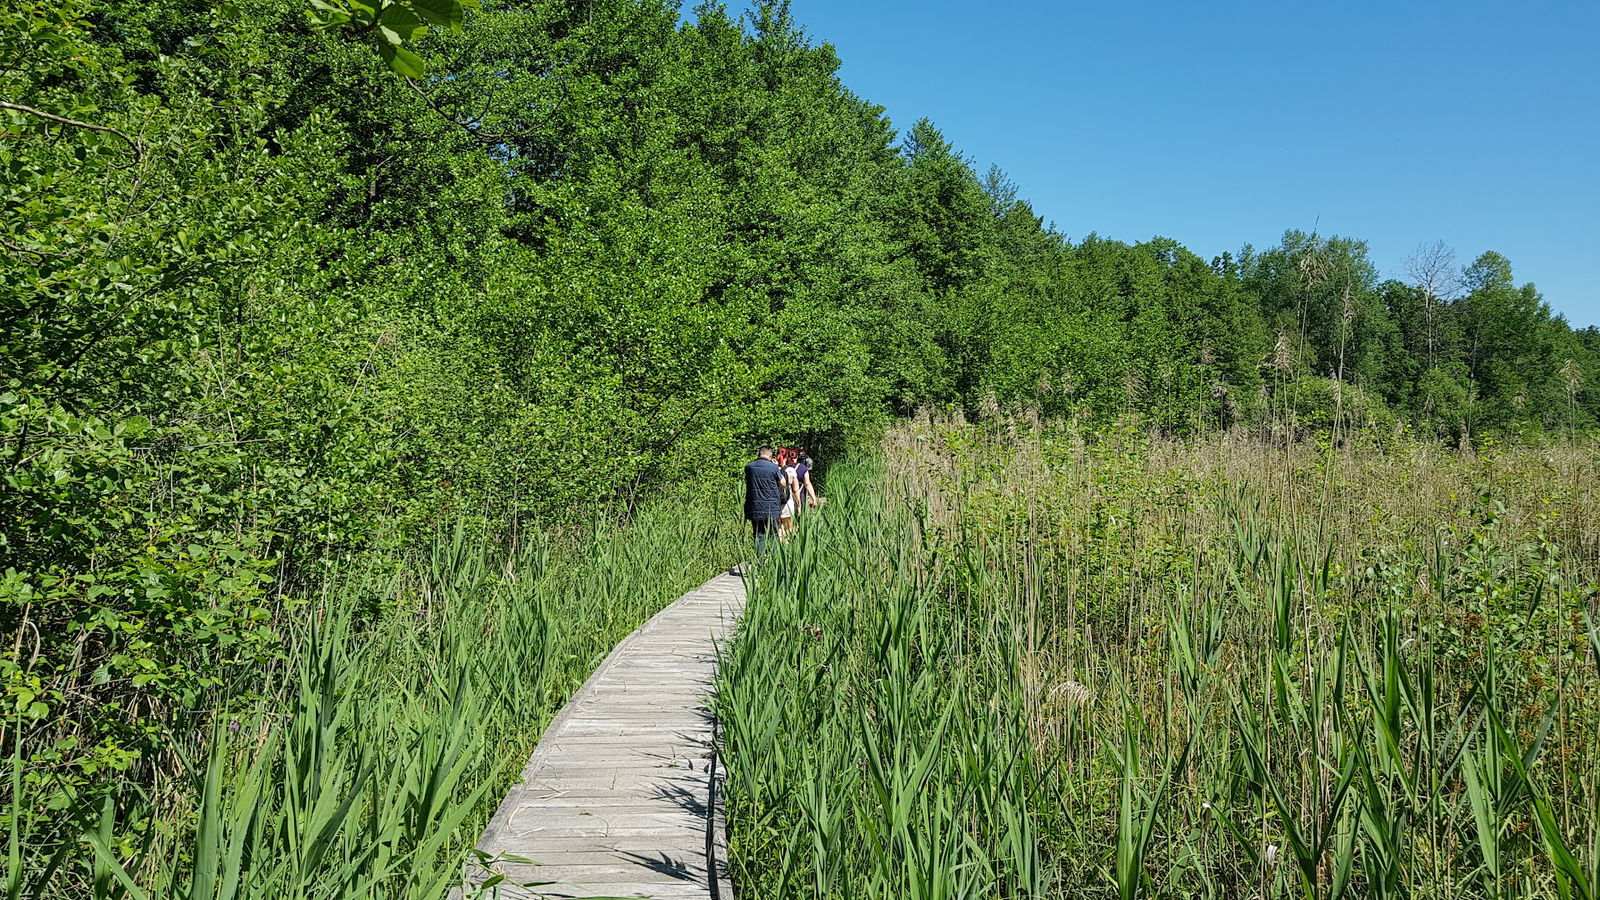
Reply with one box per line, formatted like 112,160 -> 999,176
778,452 -> 801,537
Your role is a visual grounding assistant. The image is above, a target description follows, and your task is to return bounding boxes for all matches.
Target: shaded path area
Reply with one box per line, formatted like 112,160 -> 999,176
459,571 -> 746,899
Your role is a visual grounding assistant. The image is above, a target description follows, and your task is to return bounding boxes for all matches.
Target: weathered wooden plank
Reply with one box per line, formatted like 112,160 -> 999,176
457,570 -> 745,899
485,862 -> 710,884
478,883 -> 709,900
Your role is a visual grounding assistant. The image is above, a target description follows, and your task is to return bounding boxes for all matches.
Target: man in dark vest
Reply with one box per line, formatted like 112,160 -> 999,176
743,444 -> 785,565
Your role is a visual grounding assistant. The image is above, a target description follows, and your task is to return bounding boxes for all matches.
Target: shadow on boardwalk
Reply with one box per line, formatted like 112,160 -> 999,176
455,570 -> 745,900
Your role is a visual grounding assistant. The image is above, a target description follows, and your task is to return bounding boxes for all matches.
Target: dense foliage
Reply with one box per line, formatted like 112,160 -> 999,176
4,0 -> 1598,893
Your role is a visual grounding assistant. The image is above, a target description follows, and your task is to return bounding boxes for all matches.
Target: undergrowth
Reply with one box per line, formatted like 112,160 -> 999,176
6,491 -> 741,899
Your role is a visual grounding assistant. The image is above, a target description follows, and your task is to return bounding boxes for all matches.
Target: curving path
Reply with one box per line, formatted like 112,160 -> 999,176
459,570 -> 747,899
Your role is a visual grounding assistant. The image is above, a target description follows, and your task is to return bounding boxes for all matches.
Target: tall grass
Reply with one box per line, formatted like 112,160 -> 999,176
718,459 -> 1051,899
719,415 -> 1600,898
7,493 -> 742,898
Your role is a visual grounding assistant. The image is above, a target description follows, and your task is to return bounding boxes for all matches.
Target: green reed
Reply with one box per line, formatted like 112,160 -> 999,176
718,417 -> 1600,898
7,492 -> 741,899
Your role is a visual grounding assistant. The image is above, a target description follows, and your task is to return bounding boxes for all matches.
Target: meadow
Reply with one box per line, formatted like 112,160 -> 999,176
719,415 -> 1600,899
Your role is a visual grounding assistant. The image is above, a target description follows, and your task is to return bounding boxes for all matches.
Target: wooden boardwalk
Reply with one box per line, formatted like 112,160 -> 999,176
459,570 -> 747,899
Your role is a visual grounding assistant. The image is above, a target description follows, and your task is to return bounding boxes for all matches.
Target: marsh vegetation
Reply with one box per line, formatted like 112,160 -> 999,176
7,499 -> 741,899
720,417 -> 1600,898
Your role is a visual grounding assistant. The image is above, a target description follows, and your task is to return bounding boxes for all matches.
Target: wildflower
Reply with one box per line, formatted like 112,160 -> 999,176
1264,844 -> 1279,868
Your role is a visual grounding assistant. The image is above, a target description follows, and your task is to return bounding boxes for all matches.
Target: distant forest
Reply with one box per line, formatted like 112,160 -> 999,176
7,0 -> 1599,604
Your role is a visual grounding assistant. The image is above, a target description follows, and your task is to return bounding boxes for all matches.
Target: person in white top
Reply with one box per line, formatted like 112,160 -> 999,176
778,455 -> 801,538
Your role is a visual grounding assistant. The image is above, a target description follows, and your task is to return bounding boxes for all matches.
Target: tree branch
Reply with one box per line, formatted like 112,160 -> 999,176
0,99 -> 143,165
404,78 -> 510,148
403,77 -> 562,149
0,235 -> 61,261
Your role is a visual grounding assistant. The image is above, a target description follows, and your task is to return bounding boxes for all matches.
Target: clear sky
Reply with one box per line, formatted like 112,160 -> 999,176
724,0 -> 1600,326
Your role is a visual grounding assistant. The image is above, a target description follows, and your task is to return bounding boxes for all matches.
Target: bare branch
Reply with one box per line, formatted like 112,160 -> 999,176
404,78 -> 513,148
403,77 -> 563,149
1404,240 -> 1458,371
1403,240 -> 1459,300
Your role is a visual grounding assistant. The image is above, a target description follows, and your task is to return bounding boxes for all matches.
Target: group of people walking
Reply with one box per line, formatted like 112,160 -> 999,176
741,444 -> 820,559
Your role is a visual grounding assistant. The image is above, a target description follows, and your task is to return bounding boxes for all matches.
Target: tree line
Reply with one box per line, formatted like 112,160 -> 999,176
3,0 -> 1597,843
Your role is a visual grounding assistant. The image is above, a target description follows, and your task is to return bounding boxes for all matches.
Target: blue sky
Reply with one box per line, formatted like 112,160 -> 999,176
720,0 -> 1600,326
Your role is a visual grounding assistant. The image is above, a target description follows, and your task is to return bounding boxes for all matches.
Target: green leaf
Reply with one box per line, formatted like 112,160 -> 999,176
407,0 -> 466,31
377,43 -> 426,77
81,824 -> 150,900
377,3 -> 425,37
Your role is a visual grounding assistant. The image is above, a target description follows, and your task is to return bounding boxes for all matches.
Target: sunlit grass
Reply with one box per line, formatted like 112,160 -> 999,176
7,493 -> 741,899
719,415 -> 1600,899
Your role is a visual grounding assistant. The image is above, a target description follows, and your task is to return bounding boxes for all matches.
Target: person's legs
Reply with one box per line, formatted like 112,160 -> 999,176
752,517 -> 774,560
780,496 -> 795,537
